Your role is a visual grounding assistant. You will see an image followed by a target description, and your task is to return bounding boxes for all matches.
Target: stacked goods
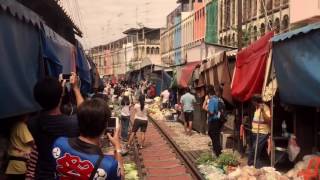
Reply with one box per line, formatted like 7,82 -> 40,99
197,152 -> 288,180
285,154 -> 318,179
124,163 -> 139,180
227,166 -> 288,180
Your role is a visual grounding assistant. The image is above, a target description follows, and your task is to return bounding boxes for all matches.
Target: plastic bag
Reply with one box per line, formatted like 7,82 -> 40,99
288,135 -> 300,162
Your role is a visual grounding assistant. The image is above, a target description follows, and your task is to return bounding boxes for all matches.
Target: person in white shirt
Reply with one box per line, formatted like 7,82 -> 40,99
127,95 -> 149,149
120,96 -> 131,142
160,89 -> 170,109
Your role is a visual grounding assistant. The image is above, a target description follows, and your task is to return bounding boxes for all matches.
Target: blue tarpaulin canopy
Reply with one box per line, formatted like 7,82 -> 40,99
76,41 -> 92,94
272,23 -> 320,107
0,1 -> 42,118
0,0 -> 84,118
41,24 -> 75,77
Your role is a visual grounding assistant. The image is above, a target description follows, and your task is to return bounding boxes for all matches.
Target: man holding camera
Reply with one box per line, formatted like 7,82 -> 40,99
27,73 -> 83,179
52,98 -> 123,180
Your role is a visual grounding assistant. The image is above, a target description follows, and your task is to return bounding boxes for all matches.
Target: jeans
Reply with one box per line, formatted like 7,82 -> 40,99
208,120 -> 222,157
247,133 -> 269,168
121,116 -> 130,140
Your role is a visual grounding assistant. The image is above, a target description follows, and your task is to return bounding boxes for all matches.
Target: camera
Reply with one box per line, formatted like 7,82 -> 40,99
105,117 -> 116,136
62,74 -> 71,80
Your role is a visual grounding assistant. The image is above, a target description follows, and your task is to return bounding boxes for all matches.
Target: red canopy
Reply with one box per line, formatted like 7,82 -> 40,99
231,32 -> 274,102
178,61 -> 200,88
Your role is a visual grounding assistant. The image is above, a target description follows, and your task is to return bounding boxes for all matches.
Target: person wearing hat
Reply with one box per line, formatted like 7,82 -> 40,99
247,94 -> 271,168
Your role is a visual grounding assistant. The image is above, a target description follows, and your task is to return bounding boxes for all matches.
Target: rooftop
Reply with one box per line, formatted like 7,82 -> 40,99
17,0 -> 82,37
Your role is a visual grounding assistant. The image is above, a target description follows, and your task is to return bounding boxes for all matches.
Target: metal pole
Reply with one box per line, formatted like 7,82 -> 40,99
254,109 -> 262,168
270,96 -> 275,167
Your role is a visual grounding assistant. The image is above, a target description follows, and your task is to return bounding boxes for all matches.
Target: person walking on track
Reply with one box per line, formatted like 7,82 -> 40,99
127,94 -> 149,149
180,88 -> 196,136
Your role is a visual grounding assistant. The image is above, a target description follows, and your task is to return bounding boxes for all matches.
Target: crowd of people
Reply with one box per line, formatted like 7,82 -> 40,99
3,73 -> 124,180
2,74 -> 272,179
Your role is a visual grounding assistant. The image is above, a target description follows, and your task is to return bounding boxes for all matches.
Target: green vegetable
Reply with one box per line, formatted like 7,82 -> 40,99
124,163 -> 138,180
215,153 -> 239,169
197,152 -> 215,165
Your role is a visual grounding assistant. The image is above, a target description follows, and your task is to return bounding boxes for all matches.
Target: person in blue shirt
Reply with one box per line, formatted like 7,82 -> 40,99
52,99 -> 123,180
180,88 -> 196,136
205,86 -> 222,157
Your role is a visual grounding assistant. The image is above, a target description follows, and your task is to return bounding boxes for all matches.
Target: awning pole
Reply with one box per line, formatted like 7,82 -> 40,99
270,96 -> 275,167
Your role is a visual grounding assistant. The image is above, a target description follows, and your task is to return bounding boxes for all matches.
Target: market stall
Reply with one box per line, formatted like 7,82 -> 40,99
271,22 -> 320,157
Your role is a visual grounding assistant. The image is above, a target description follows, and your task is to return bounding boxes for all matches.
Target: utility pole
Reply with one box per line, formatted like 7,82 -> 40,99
237,0 -> 243,50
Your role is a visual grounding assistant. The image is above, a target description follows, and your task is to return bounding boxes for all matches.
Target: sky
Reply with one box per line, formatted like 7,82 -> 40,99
60,0 -> 178,49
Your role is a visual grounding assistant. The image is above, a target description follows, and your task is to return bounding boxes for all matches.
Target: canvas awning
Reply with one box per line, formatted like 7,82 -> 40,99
41,24 -> 76,77
200,52 -> 234,103
177,61 -> 200,88
272,23 -> 320,107
231,31 -> 274,102
0,1 -> 42,118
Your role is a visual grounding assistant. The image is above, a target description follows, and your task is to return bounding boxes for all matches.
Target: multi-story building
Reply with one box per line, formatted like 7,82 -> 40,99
218,0 -> 290,47
89,27 -> 161,78
88,44 -> 109,76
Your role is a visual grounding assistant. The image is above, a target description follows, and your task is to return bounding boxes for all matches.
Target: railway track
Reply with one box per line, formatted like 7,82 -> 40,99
132,116 -> 205,180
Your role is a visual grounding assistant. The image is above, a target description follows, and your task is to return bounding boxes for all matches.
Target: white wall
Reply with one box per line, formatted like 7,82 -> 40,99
290,0 -> 320,25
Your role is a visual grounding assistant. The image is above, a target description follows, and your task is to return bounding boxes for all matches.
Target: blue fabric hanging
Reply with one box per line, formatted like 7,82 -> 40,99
272,26 -> 320,107
0,12 -> 41,118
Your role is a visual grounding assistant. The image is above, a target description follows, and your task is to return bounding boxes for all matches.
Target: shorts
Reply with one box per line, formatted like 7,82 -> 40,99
184,111 -> 193,123
132,119 -> 148,132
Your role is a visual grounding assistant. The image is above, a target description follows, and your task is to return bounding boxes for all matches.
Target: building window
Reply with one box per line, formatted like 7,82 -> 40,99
224,36 -> 227,45
248,0 -> 252,19
267,20 -> 273,31
220,1 -> 223,30
260,0 -> 266,14
260,23 -> 265,36
232,33 -> 236,46
267,0 -> 272,11
253,26 -> 258,41
227,35 -> 231,46
253,0 -> 257,17
226,0 -> 231,27
220,37 -> 223,44
282,15 -> 289,32
274,0 -> 280,7
282,0 -> 289,5
275,18 -> 280,33
147,47 -> 150,54
155,47 -> 160,54
232,0 -> 236,25
151,47 -> 155,54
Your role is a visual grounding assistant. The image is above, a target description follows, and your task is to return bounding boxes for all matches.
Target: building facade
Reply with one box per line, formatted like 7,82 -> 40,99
89,27 -> 161,78
218,0 -> 290,47
161,0 -> 212,66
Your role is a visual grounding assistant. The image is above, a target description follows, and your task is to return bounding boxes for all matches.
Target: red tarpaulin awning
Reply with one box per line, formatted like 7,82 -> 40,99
178,61 -> 200,88
231,31 -> 274,102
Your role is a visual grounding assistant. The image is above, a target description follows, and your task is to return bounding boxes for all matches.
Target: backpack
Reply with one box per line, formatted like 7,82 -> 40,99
218,98 -> 227,123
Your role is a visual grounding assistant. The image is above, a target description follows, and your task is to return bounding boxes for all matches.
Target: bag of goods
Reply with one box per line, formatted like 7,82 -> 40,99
288,135 -> 300,162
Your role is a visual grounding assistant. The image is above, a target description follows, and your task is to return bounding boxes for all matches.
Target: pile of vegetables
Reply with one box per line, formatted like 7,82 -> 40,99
228,166 -> 287,180
197,152 -> 240,179
124,163 -> 139,180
